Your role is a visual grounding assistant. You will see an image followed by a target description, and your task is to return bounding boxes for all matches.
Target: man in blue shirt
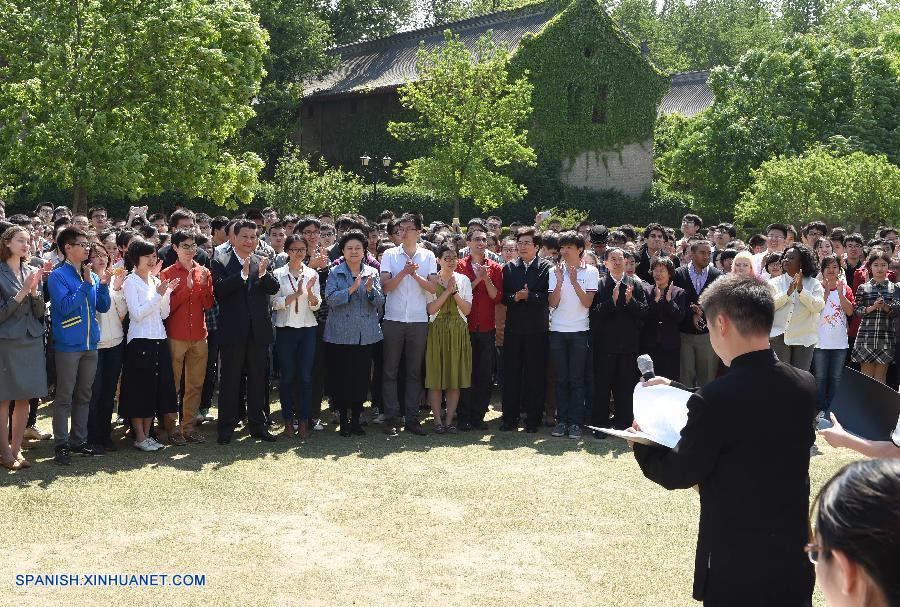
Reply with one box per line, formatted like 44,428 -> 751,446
47,227 -> 111,465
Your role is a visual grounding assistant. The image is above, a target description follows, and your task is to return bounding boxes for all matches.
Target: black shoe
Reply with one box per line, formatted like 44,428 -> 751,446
384,424 -> 398,437
593,429 -> 607,440
54,445 -> 71,465
525,426 -> 539,434
404,422 -> 427,436
101,437 -> 118,452
474,420 -> 489,430
71,442 -> 104,456
499,422 -> 516,432
217,436 -> 231,445
351,426 -> 366,436
251,430 -> 277,442
458,421 -> 473,431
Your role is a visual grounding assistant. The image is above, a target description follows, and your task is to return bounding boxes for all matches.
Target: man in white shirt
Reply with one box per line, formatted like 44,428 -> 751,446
379,213 -> 438,436
548,232 -> 598,440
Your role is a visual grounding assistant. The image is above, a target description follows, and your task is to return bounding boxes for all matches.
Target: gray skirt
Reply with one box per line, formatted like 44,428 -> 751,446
0,335 -> 48,401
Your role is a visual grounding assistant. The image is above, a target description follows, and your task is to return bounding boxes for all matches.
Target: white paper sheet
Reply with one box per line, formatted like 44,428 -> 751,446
631,383 -> 692,448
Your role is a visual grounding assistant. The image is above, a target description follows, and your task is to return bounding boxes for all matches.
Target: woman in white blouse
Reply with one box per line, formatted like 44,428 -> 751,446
424,243 -> 472,433
768,244 -> 825,372
120,239 -> 180,452
272,235 -> 321,439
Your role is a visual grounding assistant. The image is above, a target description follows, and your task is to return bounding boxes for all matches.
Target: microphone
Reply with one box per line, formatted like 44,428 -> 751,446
637,354 -> 655,381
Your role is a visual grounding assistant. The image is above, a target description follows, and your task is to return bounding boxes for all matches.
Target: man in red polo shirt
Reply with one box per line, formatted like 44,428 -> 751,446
456,222 -> 504,431
160,229 -> 215,444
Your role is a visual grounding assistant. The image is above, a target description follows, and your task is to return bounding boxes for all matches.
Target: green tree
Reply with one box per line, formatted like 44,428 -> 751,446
260,146 -> 364,217
236,0 -> 333,174
388,31 -> 536,219
735,148 -> 900,234
655,35 -> 900,218
0,0 -> 268,211
318,0 -> 414,44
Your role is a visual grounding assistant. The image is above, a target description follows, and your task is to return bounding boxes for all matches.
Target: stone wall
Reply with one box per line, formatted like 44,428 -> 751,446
559,139 -> 653,196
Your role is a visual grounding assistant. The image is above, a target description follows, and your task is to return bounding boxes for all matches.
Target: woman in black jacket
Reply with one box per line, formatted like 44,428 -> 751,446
641,257 -> 687,382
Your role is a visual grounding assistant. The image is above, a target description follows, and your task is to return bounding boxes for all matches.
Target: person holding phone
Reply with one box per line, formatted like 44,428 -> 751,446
47,227 -> 112,465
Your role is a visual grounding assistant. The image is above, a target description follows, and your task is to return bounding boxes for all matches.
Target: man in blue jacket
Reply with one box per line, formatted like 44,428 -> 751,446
47,227 -> 111,465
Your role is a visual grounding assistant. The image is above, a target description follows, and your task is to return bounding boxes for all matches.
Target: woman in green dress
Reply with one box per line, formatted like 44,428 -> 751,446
425,243 -> 473,434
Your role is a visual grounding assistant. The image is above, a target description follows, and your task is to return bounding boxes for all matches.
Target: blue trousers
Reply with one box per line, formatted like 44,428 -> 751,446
812,348 -> 847,413
275,326 -> 317,422
549,331 -> 589,426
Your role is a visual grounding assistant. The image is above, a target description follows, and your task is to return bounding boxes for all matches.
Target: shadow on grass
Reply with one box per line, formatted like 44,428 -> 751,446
6,396 -> 633,488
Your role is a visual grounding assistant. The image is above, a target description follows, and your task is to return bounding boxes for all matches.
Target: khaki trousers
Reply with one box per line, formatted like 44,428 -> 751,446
679,332 -> 719,389
169,338 -> 209,433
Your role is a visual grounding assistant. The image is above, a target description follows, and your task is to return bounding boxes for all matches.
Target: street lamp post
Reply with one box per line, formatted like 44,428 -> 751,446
360,154 -> 392,209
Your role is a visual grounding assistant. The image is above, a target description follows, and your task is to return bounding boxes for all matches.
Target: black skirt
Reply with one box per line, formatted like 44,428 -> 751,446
120,338 -> 178,419
326,343 -> 373,404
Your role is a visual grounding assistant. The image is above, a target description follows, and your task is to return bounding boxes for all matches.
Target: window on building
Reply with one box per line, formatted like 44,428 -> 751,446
591,85 -> 608,124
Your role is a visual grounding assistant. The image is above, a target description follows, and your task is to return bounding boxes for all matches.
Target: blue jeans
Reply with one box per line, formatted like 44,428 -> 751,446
549,331 -> 589,426
275,327 -> 317,422
813,348 -> 847,413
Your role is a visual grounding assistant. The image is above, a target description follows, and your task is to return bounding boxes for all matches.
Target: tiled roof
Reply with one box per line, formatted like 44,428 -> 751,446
658,70 -> 713,117
302,4 -> 557,99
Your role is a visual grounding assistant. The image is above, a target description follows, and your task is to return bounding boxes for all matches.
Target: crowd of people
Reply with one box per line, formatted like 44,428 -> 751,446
1,202 -> 899,471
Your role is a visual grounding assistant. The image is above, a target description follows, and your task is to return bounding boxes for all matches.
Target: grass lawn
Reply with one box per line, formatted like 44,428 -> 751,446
2,397 -> 859,607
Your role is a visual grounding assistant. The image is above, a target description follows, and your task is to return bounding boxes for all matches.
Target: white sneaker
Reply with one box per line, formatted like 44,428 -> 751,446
147,437 -> 165,450
312,419 -> 325,431
134,438 -> 155,452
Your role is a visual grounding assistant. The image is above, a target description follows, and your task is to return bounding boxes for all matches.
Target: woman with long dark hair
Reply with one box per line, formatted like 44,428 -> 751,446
807,459 -> 900,606
852,249 -> 900,384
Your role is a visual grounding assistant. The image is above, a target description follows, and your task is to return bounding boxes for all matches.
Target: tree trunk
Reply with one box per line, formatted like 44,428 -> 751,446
73,184 -> 88,213
453,196 -> 460,224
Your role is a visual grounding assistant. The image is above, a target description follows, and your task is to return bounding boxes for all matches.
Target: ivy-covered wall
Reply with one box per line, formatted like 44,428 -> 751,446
509,0 -> 668,193
299,0 -> 669,198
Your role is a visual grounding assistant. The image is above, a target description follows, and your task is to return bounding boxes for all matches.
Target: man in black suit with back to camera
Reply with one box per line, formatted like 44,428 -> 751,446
631,274 -> 815,607
211,219 -> 280,444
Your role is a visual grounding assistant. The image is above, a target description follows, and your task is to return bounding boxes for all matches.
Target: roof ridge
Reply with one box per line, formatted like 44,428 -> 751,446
329,2 -> 556,57
669,69 -> 711,83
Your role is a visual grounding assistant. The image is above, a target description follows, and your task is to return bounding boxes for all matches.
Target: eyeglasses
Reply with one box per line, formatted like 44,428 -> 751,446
70,241 -> 91,249
320,231 -> 334,237
517,240 -> 535,247
470,237 -> 487,243
767,233 -> 785,240
804,543 -> 830,564
287,248 -> 306,254
178,244 -> 198,251
302,229 -> 320,236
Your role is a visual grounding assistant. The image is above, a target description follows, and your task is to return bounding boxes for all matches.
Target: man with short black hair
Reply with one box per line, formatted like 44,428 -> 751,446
680,214 -> 702,241
632,275 -> 815,607
87,206 -> 108,233
47,227 -> 112,464
500,227 -> 552,433
637,222 -> 669,282
380,213 -> 438,436
148,212 -> 168,234
673,239 -> 722,388
158,209 -> 210,269
752,223 -> 789,279
211,220 -> 280,444
801,220 -> 827,247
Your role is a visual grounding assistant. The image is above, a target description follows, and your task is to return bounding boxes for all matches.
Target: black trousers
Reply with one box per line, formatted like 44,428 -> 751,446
645,345 -> 681,384
310,323 -> 326,420
593,351 -> 639,430
218,341 -> 269,439
501,332 -> 548,429
460,330 -> 495,425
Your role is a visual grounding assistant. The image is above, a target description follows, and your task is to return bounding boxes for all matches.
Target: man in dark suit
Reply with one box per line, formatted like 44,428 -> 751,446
211,219 -> 280,444
636,222 -> 670,282
672,239 -> 722,388
632,275 -> 815,607
591,247 -> 648,434
501,227 -> 552,433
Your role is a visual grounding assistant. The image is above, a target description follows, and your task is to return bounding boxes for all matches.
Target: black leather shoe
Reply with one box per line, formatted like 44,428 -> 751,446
101,438 -> 118,452
217,435 -> 232,445
499,422 -> 515,432
458,421 -> 473,431
251,431 -> 277,442
593,429 -> 607,440
71,442 -> 104,456
404,422 -> 427,436
54,445 -> 71,465
350,426 -> 366,436
525,426 -> 538,434
474,420 -> 489,430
